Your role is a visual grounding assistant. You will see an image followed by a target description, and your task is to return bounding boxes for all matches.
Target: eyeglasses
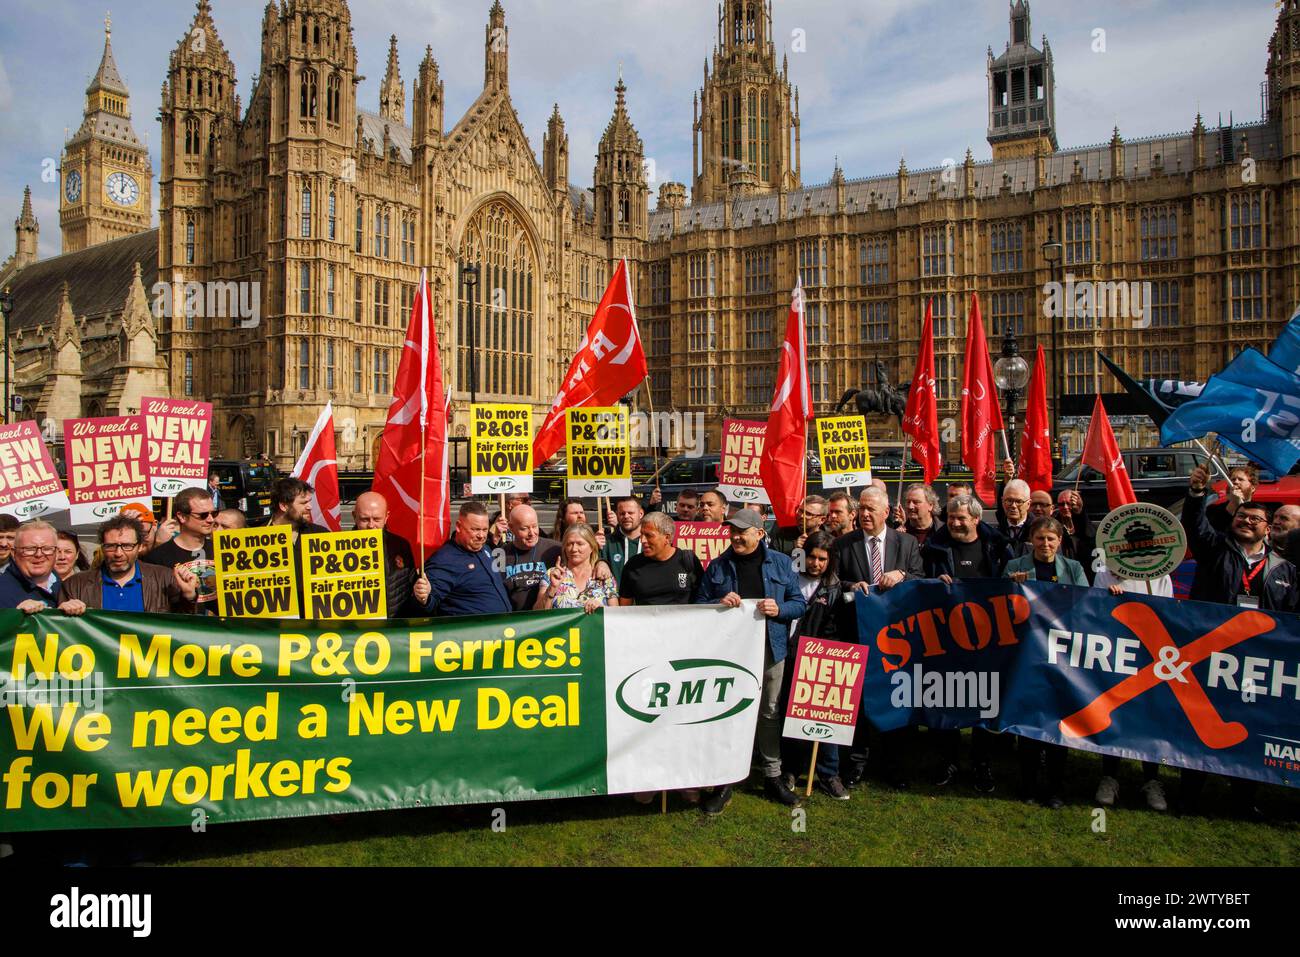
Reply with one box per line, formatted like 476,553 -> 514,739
16,546 -> 56,557
102,542 -> 141,553
1003,498 -> 1029,507
185,511 -> 217,521
1236,515 -> 1269,526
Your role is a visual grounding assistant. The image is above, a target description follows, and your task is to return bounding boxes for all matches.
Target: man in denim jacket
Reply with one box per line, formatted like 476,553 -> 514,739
695,509 -> 807,814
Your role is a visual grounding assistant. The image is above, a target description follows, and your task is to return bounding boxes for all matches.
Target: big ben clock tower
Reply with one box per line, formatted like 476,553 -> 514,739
60,13 -> 153,253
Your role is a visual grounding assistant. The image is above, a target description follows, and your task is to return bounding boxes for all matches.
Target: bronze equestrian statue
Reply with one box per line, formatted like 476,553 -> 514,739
836,359 -> 910,427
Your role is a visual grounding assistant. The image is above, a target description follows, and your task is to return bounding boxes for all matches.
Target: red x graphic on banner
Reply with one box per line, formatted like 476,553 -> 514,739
1059,603 -> 1274,749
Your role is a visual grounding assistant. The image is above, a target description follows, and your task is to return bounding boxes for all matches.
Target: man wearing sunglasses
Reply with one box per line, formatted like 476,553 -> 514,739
143,487 -> 219,613
0,520 -> 63,611
57,515 -> 197,615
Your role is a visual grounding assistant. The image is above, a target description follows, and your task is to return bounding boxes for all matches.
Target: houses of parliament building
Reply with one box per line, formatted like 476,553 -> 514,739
2,0 -> 1298,469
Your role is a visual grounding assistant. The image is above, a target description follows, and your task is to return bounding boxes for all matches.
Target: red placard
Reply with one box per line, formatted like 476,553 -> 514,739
63,415 -> 151,523
143,396 -> 213,496
0,421 -> 69,519
717,418 -> 769,504
673,522 -> 731,570
782,636 -> 867,747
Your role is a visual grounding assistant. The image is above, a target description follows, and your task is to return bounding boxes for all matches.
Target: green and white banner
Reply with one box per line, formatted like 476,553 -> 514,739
0,605 -> 764,832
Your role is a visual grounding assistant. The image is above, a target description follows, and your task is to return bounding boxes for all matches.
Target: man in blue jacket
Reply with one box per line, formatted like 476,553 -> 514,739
412,501 -> 511,617
695,508 -> 807,814
0,520 -> 62,612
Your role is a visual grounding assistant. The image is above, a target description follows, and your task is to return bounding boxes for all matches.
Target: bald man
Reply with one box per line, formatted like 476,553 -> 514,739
355,490 -> 417,616
497,504 -> 561,610
1271,504 -> 1300,562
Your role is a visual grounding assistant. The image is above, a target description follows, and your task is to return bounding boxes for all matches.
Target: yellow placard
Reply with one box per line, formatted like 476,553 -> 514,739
816,415 -> 873,490
566,407 -> 631,497
470,404 -> 534,495
214,526 -> 300,619
300,529 -> 387,621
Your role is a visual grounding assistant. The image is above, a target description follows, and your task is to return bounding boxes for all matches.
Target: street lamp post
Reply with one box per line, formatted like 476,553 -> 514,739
462,263 -> 480,406
1040,225 -> 1064,461
0,286 -> 12,425
993,325 -> 1030,461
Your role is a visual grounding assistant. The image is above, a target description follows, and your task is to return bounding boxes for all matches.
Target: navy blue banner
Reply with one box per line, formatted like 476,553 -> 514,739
857,580 -> 1300,787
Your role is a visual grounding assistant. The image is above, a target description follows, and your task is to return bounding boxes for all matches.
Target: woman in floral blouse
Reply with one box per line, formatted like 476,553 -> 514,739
534,524 -> 618,613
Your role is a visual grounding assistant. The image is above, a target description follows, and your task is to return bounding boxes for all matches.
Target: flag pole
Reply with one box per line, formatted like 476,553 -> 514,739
418,426 -> 427,578
642,379 -> 662,492
417,268 -> 430,578
1197,437 -> 1233,483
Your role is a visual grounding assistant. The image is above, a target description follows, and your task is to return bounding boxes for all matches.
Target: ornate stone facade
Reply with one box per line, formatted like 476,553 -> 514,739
4,0 -> 1300,469
639,0 -> 1300,459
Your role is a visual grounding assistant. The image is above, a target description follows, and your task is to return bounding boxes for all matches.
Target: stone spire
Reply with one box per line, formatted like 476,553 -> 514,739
88,12 -> 129,98
379,34 -> 405,124
70,9 -> 143,148
13,185 -> 38,270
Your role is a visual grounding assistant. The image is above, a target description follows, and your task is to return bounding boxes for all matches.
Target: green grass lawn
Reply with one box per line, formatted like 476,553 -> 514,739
152,743 -> 1300,867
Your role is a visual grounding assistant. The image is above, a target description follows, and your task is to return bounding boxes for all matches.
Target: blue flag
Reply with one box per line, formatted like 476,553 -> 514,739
1160,347 -> 1300,475
1268,304 -> 1300,376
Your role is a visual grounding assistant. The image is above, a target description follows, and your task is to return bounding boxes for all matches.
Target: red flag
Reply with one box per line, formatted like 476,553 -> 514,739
373,268 -> 450,562
290,402 -> 341,531
1017,344 -> 1053,493
1081,394 -> 1137,510
759,279 -> 813,527
902,299 -> 941,485
960,293 -> 1005,504
533,259 -> 647,464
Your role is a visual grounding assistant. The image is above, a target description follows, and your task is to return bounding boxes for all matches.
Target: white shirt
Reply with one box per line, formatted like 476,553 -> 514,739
1091,568 -> 1173,598
861,527 -> 889,583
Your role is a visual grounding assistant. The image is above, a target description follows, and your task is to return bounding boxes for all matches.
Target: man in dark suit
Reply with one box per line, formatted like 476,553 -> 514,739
835,485 -> 924,789
995,461 -> 1034,557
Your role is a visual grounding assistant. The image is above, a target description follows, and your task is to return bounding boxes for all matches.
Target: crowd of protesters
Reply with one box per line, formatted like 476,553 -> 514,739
2,459 -> 1290,826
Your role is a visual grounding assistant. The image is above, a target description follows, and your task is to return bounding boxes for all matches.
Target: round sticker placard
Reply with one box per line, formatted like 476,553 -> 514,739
1096,502 -> 1187,581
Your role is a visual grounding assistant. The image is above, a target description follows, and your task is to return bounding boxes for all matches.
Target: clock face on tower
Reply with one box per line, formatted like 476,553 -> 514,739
65,170 -> 82,204
105,171 -> 140,207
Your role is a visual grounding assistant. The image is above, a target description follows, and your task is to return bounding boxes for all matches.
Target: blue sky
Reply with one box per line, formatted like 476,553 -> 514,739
0,0 -> 1280,262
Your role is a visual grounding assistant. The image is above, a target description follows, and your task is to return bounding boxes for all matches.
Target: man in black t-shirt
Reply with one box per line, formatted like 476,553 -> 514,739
619,512 -> 704,606
497,505 -> 562,611
144,487 -> 218,613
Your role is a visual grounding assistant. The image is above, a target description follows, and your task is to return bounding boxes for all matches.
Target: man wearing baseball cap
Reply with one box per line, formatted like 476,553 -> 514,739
695,508 -> 807,814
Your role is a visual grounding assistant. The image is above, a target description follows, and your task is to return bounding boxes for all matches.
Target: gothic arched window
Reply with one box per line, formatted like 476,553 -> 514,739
301,183 -> 312,238
457,201 -> 537,399
184,116 -> 200,155
300,68 -> 318,119
619,189 -> 630,225
328,190 -> 336,241
732,92 -> 742,161
326,74 -> 341,124
185,217 -> 195,264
